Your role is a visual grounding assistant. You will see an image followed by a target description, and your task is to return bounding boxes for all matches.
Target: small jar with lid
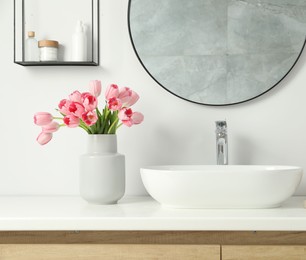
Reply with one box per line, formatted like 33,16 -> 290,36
38,40 -> 59,61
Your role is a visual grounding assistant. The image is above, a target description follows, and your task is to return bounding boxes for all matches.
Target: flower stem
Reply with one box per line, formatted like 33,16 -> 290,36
53,116 -> 63,120
107,118 -> 119,134
100,105 -> 110,134
79,120 -> 92,134
116,123 -> 123,130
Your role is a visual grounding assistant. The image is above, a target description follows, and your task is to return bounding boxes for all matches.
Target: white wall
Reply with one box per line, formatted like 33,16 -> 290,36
0,0 -> 306,196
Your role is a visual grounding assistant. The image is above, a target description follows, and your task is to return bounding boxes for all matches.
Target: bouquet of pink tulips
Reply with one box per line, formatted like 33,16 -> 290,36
34,80 -> 144,145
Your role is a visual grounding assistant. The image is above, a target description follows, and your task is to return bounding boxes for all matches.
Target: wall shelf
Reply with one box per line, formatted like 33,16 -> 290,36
15,61 -> 99,66
14,0 -> 99,66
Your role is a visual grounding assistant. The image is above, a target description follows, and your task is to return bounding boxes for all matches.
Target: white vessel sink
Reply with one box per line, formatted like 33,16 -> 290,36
140,165 -> 303,209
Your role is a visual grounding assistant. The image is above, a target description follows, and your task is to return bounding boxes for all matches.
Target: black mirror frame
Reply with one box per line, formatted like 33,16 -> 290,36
127,0 -> 306,106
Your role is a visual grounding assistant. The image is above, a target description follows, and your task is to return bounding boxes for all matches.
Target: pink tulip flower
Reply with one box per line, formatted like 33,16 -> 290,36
68,102 -> 85,118
107,97 -> 122,111
82,92 -> 97,111
118,108 -> 144,127
118,107 -> 132,121
105,84 -> 119,100
82,111 -> 98,126
34,81 -> 144,144
118,87 -> 133,104
34,112 -> 53,126
42,121 -> 59,133
124,90 -> 139,107
118,87 -> 139,107
130,112 -> 144,125
58,99 -> 72,115
63,115 -> 80,128
69,91 -> 82,103
36,132 -> 53,145
89,80 -> 102,97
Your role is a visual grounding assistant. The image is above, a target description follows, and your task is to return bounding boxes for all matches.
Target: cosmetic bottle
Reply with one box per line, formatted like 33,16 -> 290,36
25,31 -> 39,61
72,20 -> 87,61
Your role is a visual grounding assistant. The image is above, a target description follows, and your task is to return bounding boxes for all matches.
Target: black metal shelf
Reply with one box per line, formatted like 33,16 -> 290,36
15,61 -> 99,66
14,0 -> 99,67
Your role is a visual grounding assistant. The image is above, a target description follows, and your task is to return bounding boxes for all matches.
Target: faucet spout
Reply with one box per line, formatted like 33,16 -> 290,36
216,121 -> 228,165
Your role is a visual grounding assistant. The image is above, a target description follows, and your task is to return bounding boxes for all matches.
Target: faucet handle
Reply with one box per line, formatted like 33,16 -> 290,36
215,120 -> 227,133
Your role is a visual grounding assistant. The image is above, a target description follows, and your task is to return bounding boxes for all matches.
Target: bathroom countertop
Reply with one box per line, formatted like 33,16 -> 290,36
0,196 -> 306,231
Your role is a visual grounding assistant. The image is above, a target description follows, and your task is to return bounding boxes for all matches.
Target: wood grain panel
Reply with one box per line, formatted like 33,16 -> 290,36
222,245 -> 306,260
1,231 -> 306,245
0,244 -> 220,260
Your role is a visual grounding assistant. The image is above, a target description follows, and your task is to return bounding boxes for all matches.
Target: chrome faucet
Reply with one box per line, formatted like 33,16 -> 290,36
216,120 -> 228,165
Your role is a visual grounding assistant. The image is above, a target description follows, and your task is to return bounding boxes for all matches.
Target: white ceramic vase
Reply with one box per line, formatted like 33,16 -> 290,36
79,134 -> 125,204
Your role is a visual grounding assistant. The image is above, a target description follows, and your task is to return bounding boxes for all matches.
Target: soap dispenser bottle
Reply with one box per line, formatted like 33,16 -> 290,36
25,31 -> 39,61
71,20 -> 87,61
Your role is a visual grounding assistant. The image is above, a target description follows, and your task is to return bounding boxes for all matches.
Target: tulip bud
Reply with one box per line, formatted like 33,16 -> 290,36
89,80 -> 102,97
34,112 -> 53,126
105,84 -> 119,100
36,132 -> 53,145
42,121 -> 59,133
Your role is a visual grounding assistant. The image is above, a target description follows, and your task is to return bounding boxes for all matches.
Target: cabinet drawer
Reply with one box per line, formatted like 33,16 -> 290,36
222,245 -> 306,260
0,244 -> 220,260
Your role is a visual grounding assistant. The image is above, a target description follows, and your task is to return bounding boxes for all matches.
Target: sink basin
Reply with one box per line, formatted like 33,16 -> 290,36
140,165 -> 303,208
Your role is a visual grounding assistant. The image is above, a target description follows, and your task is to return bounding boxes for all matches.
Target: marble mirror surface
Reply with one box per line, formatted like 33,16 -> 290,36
128,0 -> 306,105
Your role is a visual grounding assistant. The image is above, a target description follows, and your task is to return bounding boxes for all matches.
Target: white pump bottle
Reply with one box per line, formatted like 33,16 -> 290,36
72,21 -> 87,61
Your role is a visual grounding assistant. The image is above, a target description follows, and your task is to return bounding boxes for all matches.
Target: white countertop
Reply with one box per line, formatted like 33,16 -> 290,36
0,196 -> 306,231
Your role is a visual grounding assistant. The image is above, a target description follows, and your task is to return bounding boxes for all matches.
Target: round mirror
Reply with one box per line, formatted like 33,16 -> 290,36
128,0 -> 306,106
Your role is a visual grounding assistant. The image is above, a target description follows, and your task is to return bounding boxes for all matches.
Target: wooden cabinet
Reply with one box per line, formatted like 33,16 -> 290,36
2,244 -> 306,260
1,231 -> 306,260
0,244 -> 220,260
222,246 -> 306,260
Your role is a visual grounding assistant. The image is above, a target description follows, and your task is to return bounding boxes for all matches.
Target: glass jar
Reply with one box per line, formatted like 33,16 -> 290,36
38,40 -> 59,61
25,31 -> 39,61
